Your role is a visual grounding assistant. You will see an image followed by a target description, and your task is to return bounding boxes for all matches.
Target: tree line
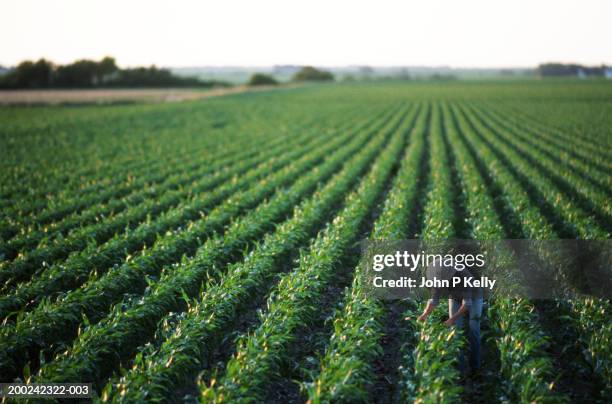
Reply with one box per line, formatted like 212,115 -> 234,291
537,63 -> 609,77
0,57 -> 227,89
248,66 -> 334,86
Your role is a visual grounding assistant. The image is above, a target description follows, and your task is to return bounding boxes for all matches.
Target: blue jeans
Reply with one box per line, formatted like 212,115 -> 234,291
449,291 -> 483,372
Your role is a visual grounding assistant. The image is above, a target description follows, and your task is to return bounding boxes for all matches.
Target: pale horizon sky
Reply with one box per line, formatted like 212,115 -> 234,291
2,0 -> 611,68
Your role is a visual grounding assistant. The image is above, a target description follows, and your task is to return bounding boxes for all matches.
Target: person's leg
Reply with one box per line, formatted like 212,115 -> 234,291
468,292 -> 484,371
449,298 -> 466,373
449,297 -> 464,328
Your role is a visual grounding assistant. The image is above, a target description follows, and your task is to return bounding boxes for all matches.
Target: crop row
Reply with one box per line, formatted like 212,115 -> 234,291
403,104 -> 463,403
302,103 -> 428,403
0,106 -> 369,287
443,102 -> 565,402
454,100 -> 609,397
305,103 -> 462,403
0,101 -> 267,207
0,103 -> 404,381
456,102 -> 611,395
0,103 -> 338,240
199,104 -> 419,402
0,108 -> 336,248
486,101 -> 611,164
0,121 -> 335,291
2,139 -> 218,226
0,115 -> 256,238
1,86 -> 609,402
0,115 -> 371,319
0,119 -> 324,265
460,105 -> 609,240
31,104 -> 409,391
473,104 -> 611,193
465,104 -> 611,228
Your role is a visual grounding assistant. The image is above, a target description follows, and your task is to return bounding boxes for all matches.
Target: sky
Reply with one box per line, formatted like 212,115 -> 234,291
2,0 -> 611,68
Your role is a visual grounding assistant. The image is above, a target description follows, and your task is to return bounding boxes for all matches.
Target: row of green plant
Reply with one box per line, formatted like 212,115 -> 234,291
488,101 -> 610,167
199,104 -> 419,402
0,99 -> 329,237
1,82 -> 609,402
444,102 -> 566,402
302,104 -> 460,404
0,124 -> 328,291
300,104 -> 428,403
0,141 -> 218,242
0,102 -> 401,376
403,104 -> 464,403
0,125 -> 248,222
475,103 -> 611,192
104,103 -> 415,402
459,104 -> 608,240
0,105 -> 360,279
0,96 -> 331,189
488,100 -> 611,164
466,104 -> 611,227
567,298 -> 611,397
0,104 -> 272,240
1,103 -> 240,193
456,100 -> 609,397
1,141 -> 210,230
457,104 -> 611,395
0,104 -> 333,242
476,103 -> 611,393
31,105 -> 408,389
0,103 -> 399,380
0,117 -> 361,318
0,119 -> 318,264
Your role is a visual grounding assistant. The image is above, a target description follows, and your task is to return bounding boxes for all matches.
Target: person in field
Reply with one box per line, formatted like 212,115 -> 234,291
416,259 -> 484,374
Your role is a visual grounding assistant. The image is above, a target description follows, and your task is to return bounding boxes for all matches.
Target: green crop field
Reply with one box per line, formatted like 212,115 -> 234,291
0,81 -> 610,403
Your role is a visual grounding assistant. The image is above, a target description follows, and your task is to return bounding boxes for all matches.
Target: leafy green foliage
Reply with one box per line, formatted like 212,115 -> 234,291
0,57 -> 227,89
248,73 -> 278,86
0,81 -> 610,402
292,66 -> 334,82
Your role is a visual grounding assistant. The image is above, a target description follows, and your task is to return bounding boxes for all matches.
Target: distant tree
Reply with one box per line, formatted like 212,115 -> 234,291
0,57 -> 229,89
537,63 -> 580,77
248,73 -> 278,86
428,73 -> 457,81
537,63 -> 605,77
107,65 -> 227,88
109,66 -> 174,87
1,59 -> 54,88
96,57 -> 119,83
55,59 -> 102,87
358,66 -> 374,77
397,68 -> 412,81
499,69 -> 516,76
292,66 -> 334,82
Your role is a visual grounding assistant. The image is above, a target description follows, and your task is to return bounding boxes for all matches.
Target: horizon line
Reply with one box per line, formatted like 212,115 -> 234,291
2,60 -> 611,71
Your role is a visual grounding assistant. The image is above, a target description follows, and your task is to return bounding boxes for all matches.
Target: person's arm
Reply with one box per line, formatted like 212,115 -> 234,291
418,289 -> 440,322
444,302 -> 468,326
417,300 -> 436,322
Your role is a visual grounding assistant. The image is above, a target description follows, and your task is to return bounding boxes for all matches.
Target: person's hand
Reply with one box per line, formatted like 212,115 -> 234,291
444,318 -> 455,327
